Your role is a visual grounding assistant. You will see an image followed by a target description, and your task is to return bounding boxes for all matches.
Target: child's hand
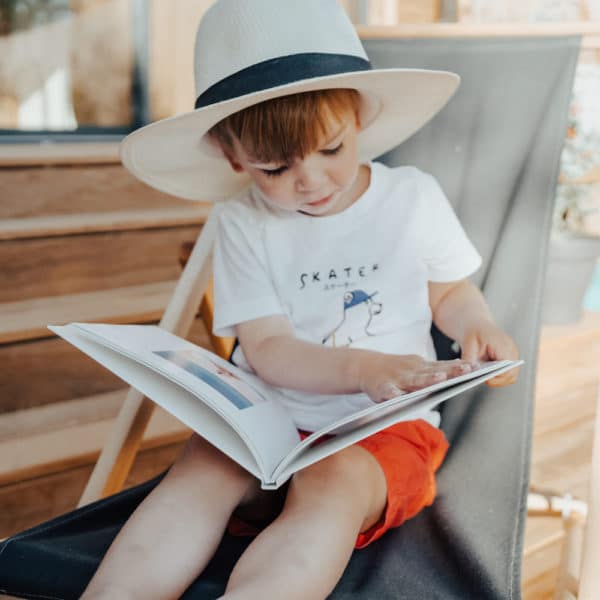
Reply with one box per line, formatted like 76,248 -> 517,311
358,353 -> 478,403
460,319 -> 520,387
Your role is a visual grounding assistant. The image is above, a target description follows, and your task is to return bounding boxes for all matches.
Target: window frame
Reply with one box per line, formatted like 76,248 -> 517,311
0,0 -> 150,145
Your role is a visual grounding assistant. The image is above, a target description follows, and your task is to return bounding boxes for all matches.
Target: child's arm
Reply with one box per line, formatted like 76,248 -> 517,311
428,279 -> 520,386
236,315 -> 474,403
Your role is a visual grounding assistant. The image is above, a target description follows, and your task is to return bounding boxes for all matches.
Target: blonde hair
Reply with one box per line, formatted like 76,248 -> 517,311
209,88 -> 361,164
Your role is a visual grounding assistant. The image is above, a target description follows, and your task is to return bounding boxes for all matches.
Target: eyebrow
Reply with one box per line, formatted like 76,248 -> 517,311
247,125 -> 348,168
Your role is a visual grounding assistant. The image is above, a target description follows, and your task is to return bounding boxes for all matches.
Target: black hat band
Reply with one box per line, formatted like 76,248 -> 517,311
195,53 -> 372,109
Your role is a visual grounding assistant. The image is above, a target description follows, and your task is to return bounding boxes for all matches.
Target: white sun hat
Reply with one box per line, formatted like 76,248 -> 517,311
120,0 -> 460,201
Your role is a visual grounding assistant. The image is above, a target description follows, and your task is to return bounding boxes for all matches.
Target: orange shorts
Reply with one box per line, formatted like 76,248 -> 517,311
228,419 -> 449,549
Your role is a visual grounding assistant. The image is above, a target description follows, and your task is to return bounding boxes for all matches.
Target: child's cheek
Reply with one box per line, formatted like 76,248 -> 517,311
256,177 -> 293,207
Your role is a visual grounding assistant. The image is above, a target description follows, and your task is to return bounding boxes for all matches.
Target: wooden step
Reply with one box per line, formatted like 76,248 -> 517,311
0,206 -> 210,241
0,163 -> 211,219
0,441 -> 185,540
0,316 -> 211,414
0,142 -> 120,169
0,280 -> 184,344
522,516 -> 564,598
0,390 -> 191,487
0,224 -> 202,303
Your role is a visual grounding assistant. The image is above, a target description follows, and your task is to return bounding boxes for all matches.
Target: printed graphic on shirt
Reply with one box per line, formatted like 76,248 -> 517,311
298,264 -> 379,291
322,290 -> 383,347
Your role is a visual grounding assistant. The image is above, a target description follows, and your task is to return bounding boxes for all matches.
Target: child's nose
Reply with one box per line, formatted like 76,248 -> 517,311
295,165 -> 327,193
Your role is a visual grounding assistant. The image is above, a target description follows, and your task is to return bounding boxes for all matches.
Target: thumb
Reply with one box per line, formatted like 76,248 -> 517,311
461,333 -> 482,363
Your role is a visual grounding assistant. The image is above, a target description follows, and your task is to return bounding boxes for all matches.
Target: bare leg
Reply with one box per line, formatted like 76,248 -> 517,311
222,445 -> 387,600
81,434 -> 257,600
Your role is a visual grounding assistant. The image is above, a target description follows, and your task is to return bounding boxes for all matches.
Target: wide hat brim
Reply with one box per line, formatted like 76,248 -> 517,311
120,68 -> 459,201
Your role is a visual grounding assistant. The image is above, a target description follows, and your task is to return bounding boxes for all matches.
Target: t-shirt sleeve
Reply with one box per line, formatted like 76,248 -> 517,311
212,205 -> 285,338
416,171 -> 482,282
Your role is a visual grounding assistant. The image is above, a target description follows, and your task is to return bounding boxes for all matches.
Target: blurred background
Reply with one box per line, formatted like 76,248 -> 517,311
0,2 -> 599,598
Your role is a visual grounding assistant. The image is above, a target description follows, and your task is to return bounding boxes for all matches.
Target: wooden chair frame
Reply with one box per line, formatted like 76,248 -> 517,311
77,25 -> 600,599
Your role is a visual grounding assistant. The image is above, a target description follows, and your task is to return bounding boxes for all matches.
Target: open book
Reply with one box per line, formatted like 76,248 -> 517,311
50,323 -> 522,490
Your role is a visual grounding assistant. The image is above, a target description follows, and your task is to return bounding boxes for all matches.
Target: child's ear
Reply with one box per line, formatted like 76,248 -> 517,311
354,108 -> 362,131
223,150 -> 244,173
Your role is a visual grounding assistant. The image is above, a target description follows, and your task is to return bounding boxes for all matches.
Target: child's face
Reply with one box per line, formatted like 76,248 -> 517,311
223,108 -> 364,217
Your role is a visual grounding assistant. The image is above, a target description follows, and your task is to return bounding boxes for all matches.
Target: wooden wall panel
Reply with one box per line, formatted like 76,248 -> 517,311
0,225 -> 202,302
0,318 -> 211,413
0,441 -> 184,539
0,164 -> 197,219
0,335 -> 124,413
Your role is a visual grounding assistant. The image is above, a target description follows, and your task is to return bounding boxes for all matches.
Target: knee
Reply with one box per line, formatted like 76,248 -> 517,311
291,447 -> 385,512
170,434 -> 253,490
81,582 -> 139,600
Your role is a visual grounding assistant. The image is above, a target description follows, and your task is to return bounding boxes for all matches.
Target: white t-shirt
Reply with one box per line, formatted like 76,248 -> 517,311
213,162 -> 482,431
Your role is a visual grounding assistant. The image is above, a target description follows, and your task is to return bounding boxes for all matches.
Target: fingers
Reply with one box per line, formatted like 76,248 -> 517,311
376,368 -> 448,401
486,365 -> 521,387
371,357 -> 484,403
461,334 -> 483,363
434,359 -> 476,376
378,382 -> 405,401
397,360 -> 476,392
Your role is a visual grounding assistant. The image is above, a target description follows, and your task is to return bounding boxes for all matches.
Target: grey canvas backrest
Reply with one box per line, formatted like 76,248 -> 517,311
333,36 -> 579,599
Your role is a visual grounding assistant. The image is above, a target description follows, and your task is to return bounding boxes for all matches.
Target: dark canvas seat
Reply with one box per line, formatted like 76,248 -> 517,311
0,35 -> 579,599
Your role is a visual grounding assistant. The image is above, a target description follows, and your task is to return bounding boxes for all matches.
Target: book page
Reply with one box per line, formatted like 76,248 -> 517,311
50,324 -> 262,479
51,323 -> 300,481
268,359 -> 522,487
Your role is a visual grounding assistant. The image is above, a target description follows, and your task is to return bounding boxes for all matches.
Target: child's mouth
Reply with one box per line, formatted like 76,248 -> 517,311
307,193 -> 333,207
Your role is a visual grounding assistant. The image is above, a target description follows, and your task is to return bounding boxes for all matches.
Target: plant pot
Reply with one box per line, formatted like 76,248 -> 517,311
542,234 -> 600,325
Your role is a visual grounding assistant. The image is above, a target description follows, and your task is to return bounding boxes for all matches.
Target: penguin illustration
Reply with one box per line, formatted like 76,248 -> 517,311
322,290 -> 383,347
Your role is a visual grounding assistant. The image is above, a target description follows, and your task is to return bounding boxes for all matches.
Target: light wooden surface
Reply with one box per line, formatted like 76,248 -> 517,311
0,281 -> 179,344
522,311 -> 600,598
0,225 -> 201,303
579,381 -> 600,598
0,206 -> 209,241
0,142 -> 120,167
356,22 -> 600,45
0,164 -> 202,220
0,316 -> 211,414
0,390 -> 190,486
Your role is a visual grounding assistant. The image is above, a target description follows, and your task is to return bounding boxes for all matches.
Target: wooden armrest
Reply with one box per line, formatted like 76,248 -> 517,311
180,240 -> 235,360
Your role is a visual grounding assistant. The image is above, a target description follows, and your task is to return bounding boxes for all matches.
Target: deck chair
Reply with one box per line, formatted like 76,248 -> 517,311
0,35 -> 584,599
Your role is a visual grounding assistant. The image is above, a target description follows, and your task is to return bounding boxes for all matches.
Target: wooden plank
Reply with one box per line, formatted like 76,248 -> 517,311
540,311 -> 600,343
366,0 -> 442,24
0,164 -> 205,220
522,313 -> 600,597
0,317 -> 211,413
0,224 -> 201,303
0,441 -> 184,539
0,206 -> 210,241
0,389 -> 124,442
0,142 -> 120,167
579,387 -> 600,598
357,22 -> 600,45
0,335 -> 123,414
523,516 -> 564,598
0,281 -> 183,344
0,396 -> 190,486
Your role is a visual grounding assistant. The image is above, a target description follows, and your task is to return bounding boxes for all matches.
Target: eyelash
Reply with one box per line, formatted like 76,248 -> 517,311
263,166 -> 288,177
261,143 -> 344,177
321,142 -> 343,156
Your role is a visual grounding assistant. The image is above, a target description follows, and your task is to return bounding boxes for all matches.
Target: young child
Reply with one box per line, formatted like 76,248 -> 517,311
83,1 -> 519,598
